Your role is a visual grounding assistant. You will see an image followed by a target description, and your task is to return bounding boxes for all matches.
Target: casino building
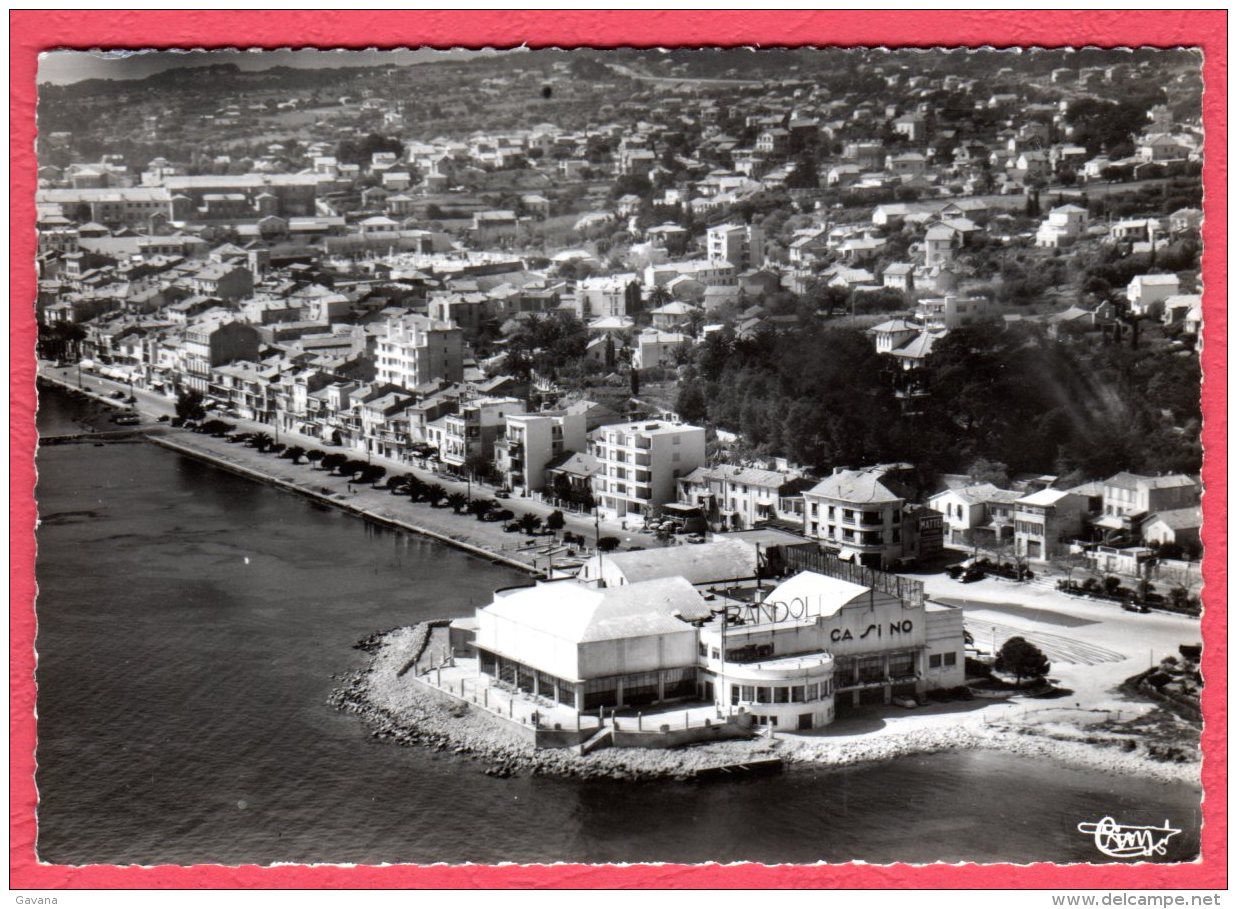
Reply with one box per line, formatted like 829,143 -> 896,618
470,565 -> 965,731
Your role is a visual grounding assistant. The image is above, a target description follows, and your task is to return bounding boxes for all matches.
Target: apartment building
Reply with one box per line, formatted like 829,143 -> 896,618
589,420 -> 707,524
374,314 -> 464,390
181,319 -> 261,395
915,294 -> 988,332
678,465 -> 811,531
1012,487 -> 1092,561
435,396 -> 525,471
1094,472 -> 1201,543
706,223 -> 766,270
928,483 -> 1023,549
802,464 -> 942,569
494,409 -> 587,494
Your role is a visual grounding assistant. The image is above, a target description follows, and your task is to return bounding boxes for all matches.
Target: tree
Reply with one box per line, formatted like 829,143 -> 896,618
305,449 -> 324,469
597,536 -> 621,552
545,509 -> 566,533
446,492 -> 469,514
175,390 -> 207,423
552,473 -> 577,506
967,458 -> 1010,488
994,637 -> 1051,688
426,484 -> 447,507
319,453 -> 345,473
469,498 -> 497,520
630,368 -> 641,397
339,459 -> 367,480
675,380 -> 708,424
517,513 -> 543,536
250,432 -> 274,453
405,476 -> 429,501
283,445 -> 306,463
360,465 -> 386,487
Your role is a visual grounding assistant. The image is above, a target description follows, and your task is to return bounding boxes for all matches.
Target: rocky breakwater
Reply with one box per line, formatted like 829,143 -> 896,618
329,624 -> 782,782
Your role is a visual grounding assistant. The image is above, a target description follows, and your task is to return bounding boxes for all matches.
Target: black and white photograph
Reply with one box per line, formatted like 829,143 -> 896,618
31,45 -> 1208,868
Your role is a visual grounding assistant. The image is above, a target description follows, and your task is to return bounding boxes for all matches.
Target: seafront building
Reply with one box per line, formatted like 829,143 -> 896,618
589,420 -> 707,525
466,559 -> 966,731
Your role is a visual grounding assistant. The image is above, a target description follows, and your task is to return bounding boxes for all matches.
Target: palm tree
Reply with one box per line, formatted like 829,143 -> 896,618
517,513 -> 543,536
405,477 -> 429,501
446,492 -> 469,514
426,484 -> 447,507
284,445 -> 307,464
388,474 -> 411,495
250,432 -> 274,453
469,498 -> 497,520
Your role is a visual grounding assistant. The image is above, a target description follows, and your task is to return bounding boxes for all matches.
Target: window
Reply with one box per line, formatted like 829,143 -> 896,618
889,652 -> 916,678
806,683 -> 820,701
944,652 -> 958,667
791,686 -> 806,703
731,684 -> 740,706
698,642 -> 707,658
741,685 -> 755,702
756,686 -> 772,704
774,687 -> 790,704
929,653 -> 943,669
858,655 -> 884,683
711,649 -> 720,660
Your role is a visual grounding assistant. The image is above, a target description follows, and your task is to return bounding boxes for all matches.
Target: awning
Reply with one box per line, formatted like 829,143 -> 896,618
1094,514 -> 1127,530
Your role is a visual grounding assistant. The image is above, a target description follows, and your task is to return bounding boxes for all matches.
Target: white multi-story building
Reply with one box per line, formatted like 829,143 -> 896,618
589,420 -> 707,524
575,274 -> 641,320
434,396 -> 525,471
706,223 -> 765,269
494,410 -> 587,494
374,314 -> 464,390
915,295 -> 987,332
1035,204 -> 1089,248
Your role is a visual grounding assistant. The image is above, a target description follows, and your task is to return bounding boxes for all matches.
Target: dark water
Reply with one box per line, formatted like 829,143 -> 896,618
33,386 -> 1203,865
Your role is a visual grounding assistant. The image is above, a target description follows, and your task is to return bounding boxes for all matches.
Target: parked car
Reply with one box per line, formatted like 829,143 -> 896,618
960,567 -> 985,583
489,508 -> 515,522
685,533 -> 706,544
892,696 -> 919,709
111,411 -> 140,426
495,490 -> 510,499
156,414 -> 170,423
109,391 -> 125,400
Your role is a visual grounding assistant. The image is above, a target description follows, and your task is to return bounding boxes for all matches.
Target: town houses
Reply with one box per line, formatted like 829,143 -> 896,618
35,46 -> 1204,581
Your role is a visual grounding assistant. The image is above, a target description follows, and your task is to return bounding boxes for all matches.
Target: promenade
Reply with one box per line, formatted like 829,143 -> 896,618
36,362 -> 661,573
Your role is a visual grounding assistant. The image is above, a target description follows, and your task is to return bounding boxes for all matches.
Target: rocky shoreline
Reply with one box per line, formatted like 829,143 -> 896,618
330,625 -> 1202,786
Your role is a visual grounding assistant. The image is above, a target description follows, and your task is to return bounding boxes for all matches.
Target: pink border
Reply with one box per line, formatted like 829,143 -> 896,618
10,10 -> 1227,889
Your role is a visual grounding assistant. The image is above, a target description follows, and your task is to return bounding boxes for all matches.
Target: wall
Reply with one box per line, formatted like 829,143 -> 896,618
475,610 -> 581,681
577,629 -> 697,680
610,714 -> 753,749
